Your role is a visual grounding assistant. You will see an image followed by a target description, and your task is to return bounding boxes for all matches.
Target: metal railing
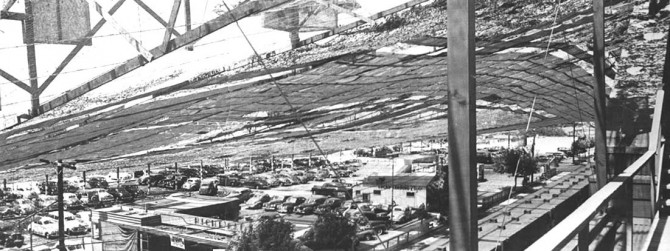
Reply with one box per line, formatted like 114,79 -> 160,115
526,90 -> 665,251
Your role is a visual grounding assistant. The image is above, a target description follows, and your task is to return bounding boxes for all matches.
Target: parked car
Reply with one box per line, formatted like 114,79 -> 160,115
63,193 -> 84,210
263,195 -> 290,211
120,182 -> 145,200
107,187 -> 134,203
0,206 -> 19,219
0,231 -> 24,248
278,196 -> 306,213
199,178 -> 219,195
50,238 -> 85,251
13,198 -> 36,215
222,187 -> 253,202
86,176 -> 109,189
182,178 -> 201,191
159,175 -> 189,190
46,211 -> 88,235
106,172 -> 134,184
36,195 -> 58,211
29,216 -> 59,239
315,197 -> 343,215
274,175 -> 293,186
217,174 -> 242,187
245,193 -> 271,210
242,179 -> 270,189
391,206 -> 413,224
75,211 -> 92,232
139,174 -> 165,186
294,195 -> 328,215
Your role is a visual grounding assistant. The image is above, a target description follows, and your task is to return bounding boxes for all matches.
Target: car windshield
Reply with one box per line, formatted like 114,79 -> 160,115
42,219 -> 54,224
287,197 -> 299,203
64,216 -> 76,220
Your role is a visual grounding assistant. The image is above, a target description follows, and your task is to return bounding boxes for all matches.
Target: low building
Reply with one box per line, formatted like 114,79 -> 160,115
353,173 -> 437,210
92,194 -> 242,250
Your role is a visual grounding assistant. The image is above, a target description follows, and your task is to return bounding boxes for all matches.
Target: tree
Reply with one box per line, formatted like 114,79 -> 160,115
493,148 -> 538,189
571,137 -> 594,158
300,212 -> 356,250
229,217 -> 297,251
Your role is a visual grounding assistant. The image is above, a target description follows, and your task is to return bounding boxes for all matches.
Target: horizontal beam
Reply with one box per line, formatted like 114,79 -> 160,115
39,0 -> 293,113
0,68 -> 32,93
0,10 -> 26,20
87,0 -> 154,61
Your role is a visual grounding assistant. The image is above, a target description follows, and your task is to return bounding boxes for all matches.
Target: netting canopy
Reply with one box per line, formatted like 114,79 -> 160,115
30,0 -> 92,45
263,0 -> 360,32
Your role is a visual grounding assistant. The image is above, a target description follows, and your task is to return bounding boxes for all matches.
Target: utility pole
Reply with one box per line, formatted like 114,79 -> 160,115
40,159 -> 76,251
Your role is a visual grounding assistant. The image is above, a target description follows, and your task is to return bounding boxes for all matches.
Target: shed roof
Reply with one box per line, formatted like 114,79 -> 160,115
363,175 -> 436,188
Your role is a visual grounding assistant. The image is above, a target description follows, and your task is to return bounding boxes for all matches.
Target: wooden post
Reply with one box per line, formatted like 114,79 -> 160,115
147,163 -> 151,194
117,166 -> 120,188
592,0 -> 608,189
162,0 -> 182,52
82,171 -> 87,187
447,0 -> 477,249
200,160 -> 203,180
184,0 -> 194,51
2,179 -> 5,190
573,123 -> 577,163
23,0 -> 39,116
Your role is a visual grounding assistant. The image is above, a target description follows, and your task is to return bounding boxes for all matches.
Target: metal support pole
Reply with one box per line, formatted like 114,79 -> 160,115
82,171 -> 87,187
592,0 -> 608,189
200,160 -> 204,180
447,0 -> 477,249
2,179 -> 5,190
117,166 -> 120,188
174,162 -> 178,174
57,162 -> 66,251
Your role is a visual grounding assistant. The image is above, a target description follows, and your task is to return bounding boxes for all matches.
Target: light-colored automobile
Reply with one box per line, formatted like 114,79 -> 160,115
182,177 -> 201,191
46,211 -> 88,235
50,238 -> 85,251
13,198 -> 36,215
37,195 -> 58,211
106,172 -> 134,184
29,216 -> 59,239
75,211 -> 92,232
63,193 -> 84,210
65,176 -> 86,190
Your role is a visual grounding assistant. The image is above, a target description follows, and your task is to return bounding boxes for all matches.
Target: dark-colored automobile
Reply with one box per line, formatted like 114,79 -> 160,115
294,195 -> 328,215
314,197 -> 343,215
86,177 -> 108,189
159,175 -> 189,190
277,196 -> 306,213
0,231 -> 24,248
217,174 -> 242,187
120,182 -> 145,200
107,187 -> 134,203
140,174 -> 166,186
242,179 -> 270,189
263,195 -> 290,211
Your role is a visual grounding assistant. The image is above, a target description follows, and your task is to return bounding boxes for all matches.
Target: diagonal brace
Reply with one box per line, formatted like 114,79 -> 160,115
39,0 -> 127,95
86,0 -> 154,61
133,0 -> 180,37
306,0 -> 374,24
1,0 -> 16,11
0,69 -> 33,93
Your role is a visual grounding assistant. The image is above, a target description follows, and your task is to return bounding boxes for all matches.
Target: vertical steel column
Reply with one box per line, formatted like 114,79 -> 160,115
447,0 -> 477,249
592,0 -> 608,189
56,162 -> 66,251
23,0 -> 40,116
